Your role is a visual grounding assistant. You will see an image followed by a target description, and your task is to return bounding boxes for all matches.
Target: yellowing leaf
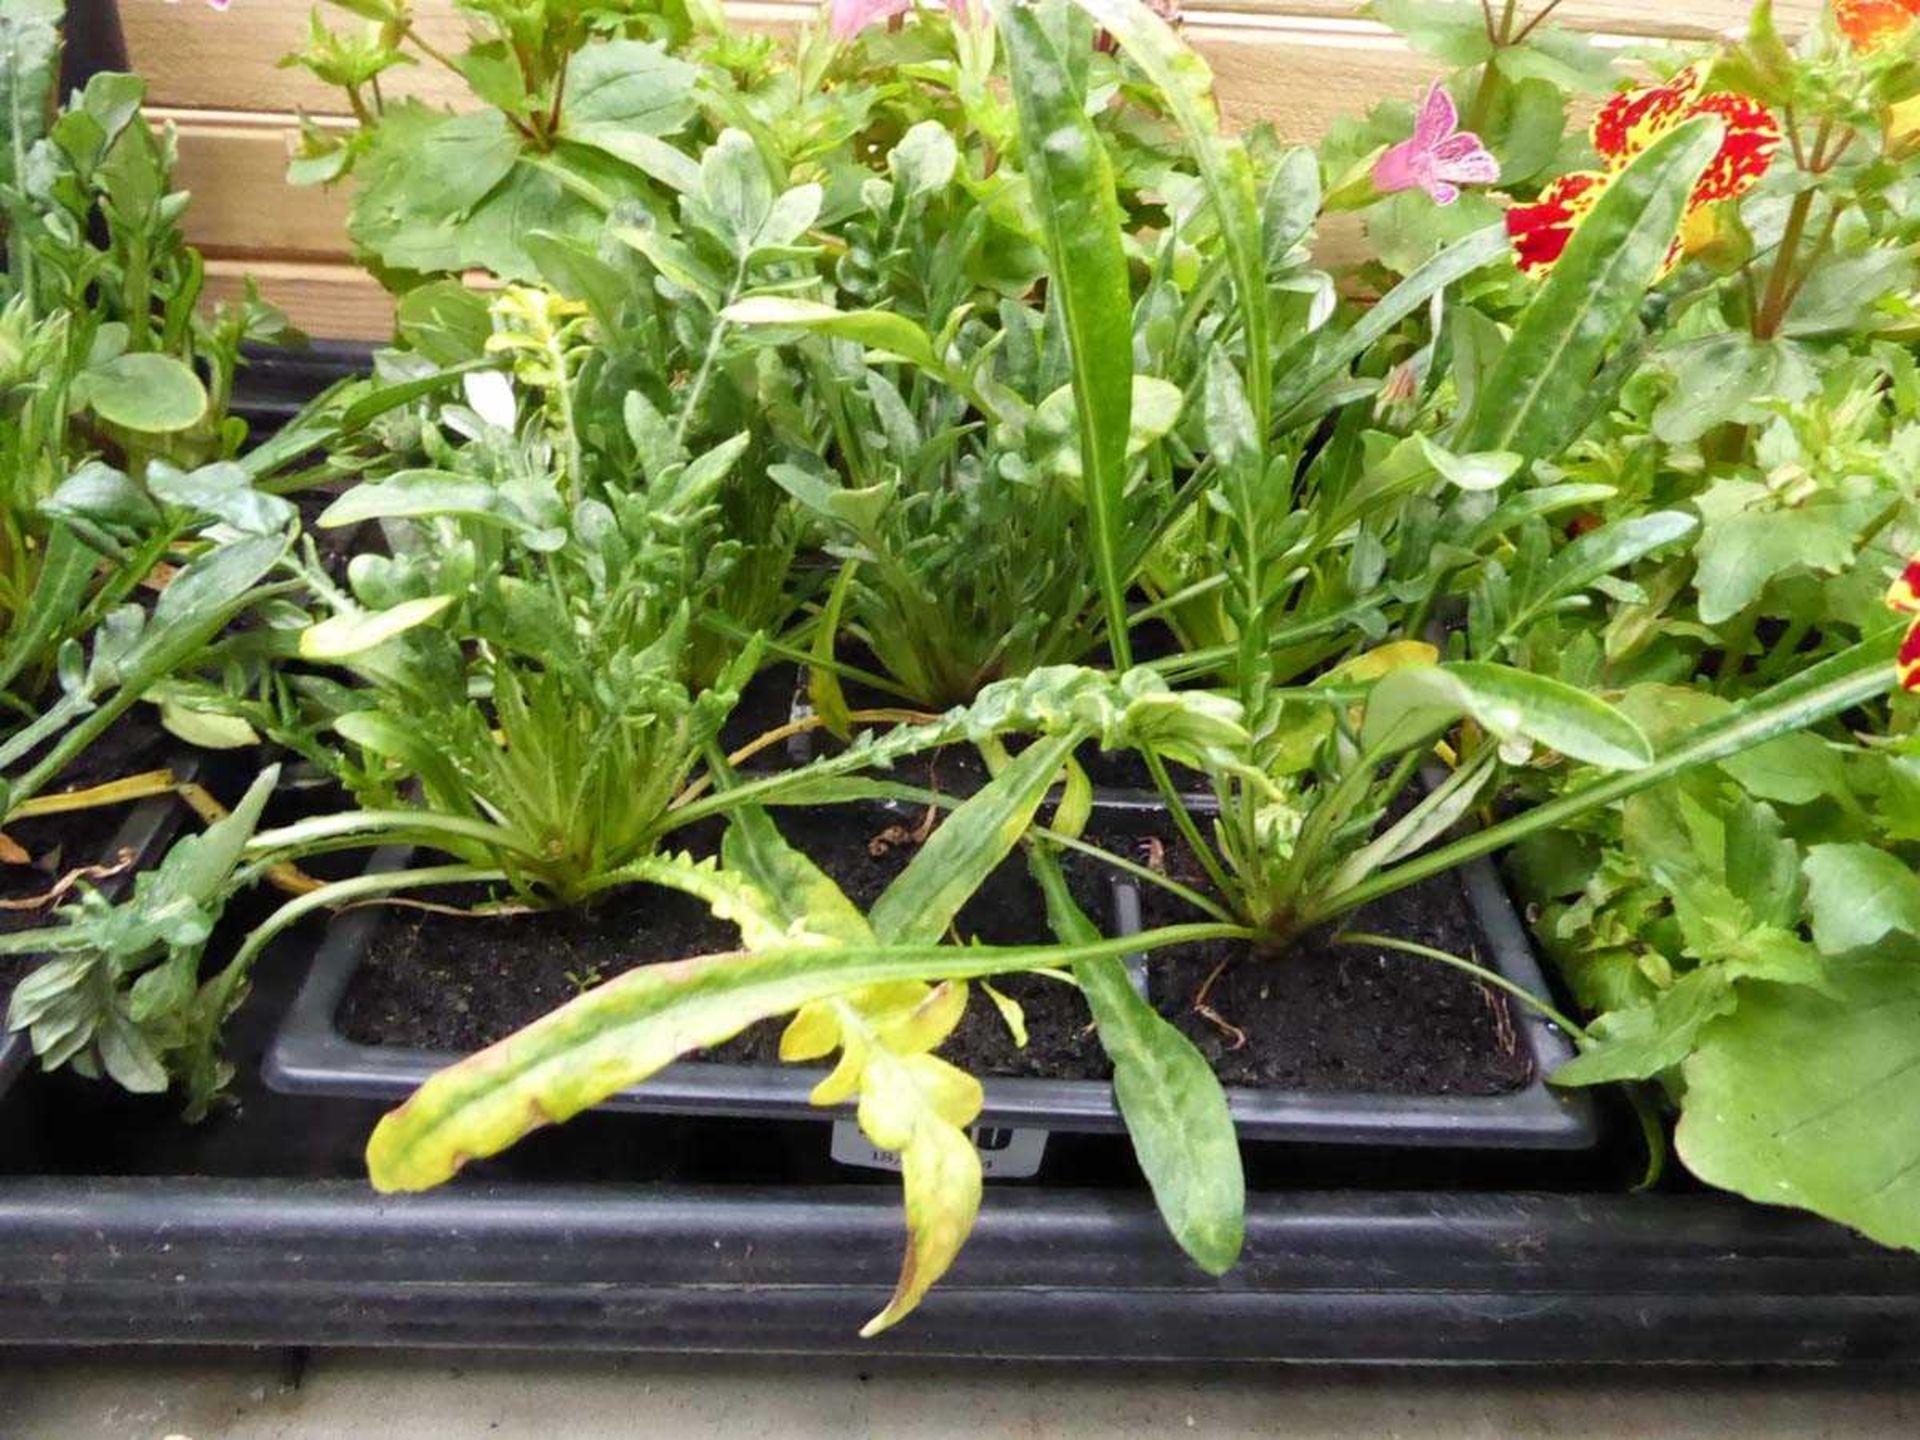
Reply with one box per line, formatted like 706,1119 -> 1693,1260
859,1107 -> 984,1338
299,596 -> 455,661
780,1001 -> 841,1061
1327,640 -> 1439,684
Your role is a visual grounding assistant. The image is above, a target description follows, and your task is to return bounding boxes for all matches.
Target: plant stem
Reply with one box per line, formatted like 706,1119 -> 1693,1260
1336,929 -> 1588,1039
1304,651 -> 1896,924
1463,0 -> 1519,133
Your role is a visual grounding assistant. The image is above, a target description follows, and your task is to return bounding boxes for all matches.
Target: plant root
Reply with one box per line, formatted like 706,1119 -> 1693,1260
1190,956 -> 1248,1050
0,847 -> 135,911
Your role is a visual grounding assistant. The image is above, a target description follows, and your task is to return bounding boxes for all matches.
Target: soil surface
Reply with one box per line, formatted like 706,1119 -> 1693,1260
337,805 -> 1126,1080
1131,815 -> 1533,1095
335,797 -> 1534,1097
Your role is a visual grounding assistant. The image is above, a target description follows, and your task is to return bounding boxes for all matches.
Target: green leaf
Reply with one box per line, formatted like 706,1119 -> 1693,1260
559,39 -> 696,137
349,105 -> 523,269
1497,510 -> 1697,646
148,461 -> 296,536
1694,504 -> 1854,625
870,731 -> 1080,944
1459,116 -> 1721,461
1037,851 -> 1244,1274
720,806 -> 874,947
1720,730 -> 1849,807
299,596 -> 455,661
1803,843 -> 1920,955
1368,0 -> 1494,64
721,296 -> 940,371
316,470 -> 510,528
0,523 -> 95,697
1361,661 -> 1653,769
395,281 -> 494,365
809,559 -> 858,742
1677,961 -> 1920,1251
73,354 -> 209,433
0,0 -> 60,191
1553,967 -> 1734,1086
1274,225 -> 1510,426
1001,1 -> 1136,667
1071,0 -> 1268,430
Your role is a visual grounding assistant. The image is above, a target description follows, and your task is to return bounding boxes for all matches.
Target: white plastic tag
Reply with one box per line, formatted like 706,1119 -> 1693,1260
829,1120 -> 1049,1179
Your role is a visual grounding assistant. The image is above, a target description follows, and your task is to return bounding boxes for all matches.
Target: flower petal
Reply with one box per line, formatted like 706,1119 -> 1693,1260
1414,83 -> 1459,148
829,0 -> 913,39
1430,132 -> 1502,184
1688,91 -> 1781,206
1372,138 -> 1425,196
1505,171 -> 1606,276
1837,0 -> 1920,51
1592,65 -> 1707,169
1899,619 -> 1920,691
1887,558 -> 1920,616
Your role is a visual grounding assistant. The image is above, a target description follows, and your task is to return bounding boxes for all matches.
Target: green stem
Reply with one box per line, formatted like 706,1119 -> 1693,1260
1336,929 -> 1588,1039
1305,651 -> 1895,925
673,258 -> 749,448
1143,750 -> 1238,902
219,864 -> 509,999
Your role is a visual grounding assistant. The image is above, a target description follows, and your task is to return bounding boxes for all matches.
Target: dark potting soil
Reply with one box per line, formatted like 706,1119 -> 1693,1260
335,805 -> 1123,1081
1130,822 -> 1533,1095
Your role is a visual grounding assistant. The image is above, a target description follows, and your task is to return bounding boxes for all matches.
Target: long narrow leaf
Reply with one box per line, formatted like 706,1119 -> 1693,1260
1000,3 -> 1136,666
365,923 -> 1242,1191
1033,848 -> 1245,1274
1273,225 -> 1510,427
0,523 -> 94,697
1072,0 -> 1268,430
1458,116 -> 1720,461
869,730 -> 1080,944
1322,635 -> 1899,919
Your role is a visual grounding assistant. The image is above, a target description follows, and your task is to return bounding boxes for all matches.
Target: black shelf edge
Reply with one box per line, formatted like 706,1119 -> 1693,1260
1,1178 -> 1916,1363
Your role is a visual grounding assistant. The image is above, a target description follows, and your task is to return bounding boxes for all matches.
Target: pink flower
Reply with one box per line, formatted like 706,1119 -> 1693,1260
828,0 -> 971,37
1372,85 -> 1499,206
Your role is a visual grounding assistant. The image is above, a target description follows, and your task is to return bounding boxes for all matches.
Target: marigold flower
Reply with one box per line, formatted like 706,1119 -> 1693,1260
1372,85 -> 1500,206
1887,558 -> 1920,690
1836,0 -> 1920,51
1506,66 -> 1779,277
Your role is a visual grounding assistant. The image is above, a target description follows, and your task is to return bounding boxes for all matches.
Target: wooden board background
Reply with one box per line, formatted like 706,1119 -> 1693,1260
119,0 -> 1815,338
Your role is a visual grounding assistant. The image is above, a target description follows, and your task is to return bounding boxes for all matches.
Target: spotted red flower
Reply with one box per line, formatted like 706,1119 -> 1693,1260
1504,171 -> 1607,274
1888,559 -> 1920,690
1505,65 -> 1780,277
1836,0 -> 1920,51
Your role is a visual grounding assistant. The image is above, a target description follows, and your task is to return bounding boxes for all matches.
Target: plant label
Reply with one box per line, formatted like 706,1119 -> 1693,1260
829,1120 -> 1049,1179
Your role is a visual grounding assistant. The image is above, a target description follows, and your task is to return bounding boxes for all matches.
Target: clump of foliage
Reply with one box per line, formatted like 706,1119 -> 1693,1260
14,0 -> 1920,1339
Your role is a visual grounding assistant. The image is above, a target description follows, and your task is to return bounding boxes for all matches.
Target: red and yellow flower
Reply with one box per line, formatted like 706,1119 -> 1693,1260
1887,560 -> 1920,690
1836,0 -> 1920,51
1505,65 -> 1781,276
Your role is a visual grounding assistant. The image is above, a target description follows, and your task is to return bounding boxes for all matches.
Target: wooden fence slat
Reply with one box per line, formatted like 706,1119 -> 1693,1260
121,0 -> 1816,116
